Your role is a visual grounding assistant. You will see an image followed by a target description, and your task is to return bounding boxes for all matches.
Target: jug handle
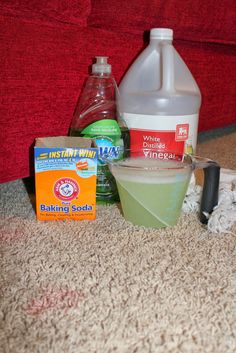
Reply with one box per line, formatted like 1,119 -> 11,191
200,161 -> 220,224
161,43 -> 175,93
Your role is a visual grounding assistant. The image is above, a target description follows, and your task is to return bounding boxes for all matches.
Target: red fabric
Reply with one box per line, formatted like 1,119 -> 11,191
175,41 -> 236,131
0,0 -> 91,26
1,1 -> 236,183
0,16 -> 141,183
89,0 -> 236,45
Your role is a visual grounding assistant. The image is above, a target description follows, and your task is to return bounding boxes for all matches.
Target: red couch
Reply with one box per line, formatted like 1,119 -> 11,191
1,0 -> 236,183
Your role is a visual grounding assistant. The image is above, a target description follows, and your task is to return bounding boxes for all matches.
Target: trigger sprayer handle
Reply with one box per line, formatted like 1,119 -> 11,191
200,162 -> 220,224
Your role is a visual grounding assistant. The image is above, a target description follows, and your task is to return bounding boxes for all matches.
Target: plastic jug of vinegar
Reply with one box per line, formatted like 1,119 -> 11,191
118,28 -> 201,159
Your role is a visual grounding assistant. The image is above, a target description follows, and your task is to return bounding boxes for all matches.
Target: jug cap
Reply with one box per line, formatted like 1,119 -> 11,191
150,28 -> 173,40
92,56 -> 111,74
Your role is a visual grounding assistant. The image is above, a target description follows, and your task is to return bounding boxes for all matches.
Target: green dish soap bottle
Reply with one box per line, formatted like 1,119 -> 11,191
70,56 -> 129,204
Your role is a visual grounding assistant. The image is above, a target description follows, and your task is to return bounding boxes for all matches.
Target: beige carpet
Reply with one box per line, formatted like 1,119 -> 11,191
0,132 -> 236,353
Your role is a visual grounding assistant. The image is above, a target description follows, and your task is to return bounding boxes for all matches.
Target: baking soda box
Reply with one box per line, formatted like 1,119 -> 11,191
34,136 -> 97,221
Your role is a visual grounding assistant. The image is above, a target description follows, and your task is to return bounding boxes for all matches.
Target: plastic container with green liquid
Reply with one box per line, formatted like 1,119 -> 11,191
70,56 -> 129,204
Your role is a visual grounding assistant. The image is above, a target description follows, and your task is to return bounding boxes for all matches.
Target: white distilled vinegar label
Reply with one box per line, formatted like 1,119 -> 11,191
123,113 -> 199,158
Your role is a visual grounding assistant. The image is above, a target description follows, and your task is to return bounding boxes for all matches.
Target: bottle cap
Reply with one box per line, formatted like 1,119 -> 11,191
150,28 -> 173,40
92,56 -> 111,74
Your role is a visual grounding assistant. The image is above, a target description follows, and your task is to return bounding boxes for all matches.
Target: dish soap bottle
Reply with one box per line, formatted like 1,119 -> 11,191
70,56 -> 129,204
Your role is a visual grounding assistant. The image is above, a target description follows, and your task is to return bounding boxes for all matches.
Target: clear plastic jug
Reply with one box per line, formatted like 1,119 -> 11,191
118,28 -> 201,159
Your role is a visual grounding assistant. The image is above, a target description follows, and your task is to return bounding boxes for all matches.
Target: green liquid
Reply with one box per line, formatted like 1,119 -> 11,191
116,177 -> 190,228
70,127 -> 130,204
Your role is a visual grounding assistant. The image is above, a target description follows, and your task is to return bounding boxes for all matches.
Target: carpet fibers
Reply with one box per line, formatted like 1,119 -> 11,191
0,132 -> 236,353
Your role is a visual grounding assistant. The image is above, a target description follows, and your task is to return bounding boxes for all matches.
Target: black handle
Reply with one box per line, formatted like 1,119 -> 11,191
200,161 -> 220,224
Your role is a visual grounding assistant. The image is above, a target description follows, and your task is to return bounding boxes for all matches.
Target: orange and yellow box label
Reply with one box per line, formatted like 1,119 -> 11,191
34,138 -> 97,221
